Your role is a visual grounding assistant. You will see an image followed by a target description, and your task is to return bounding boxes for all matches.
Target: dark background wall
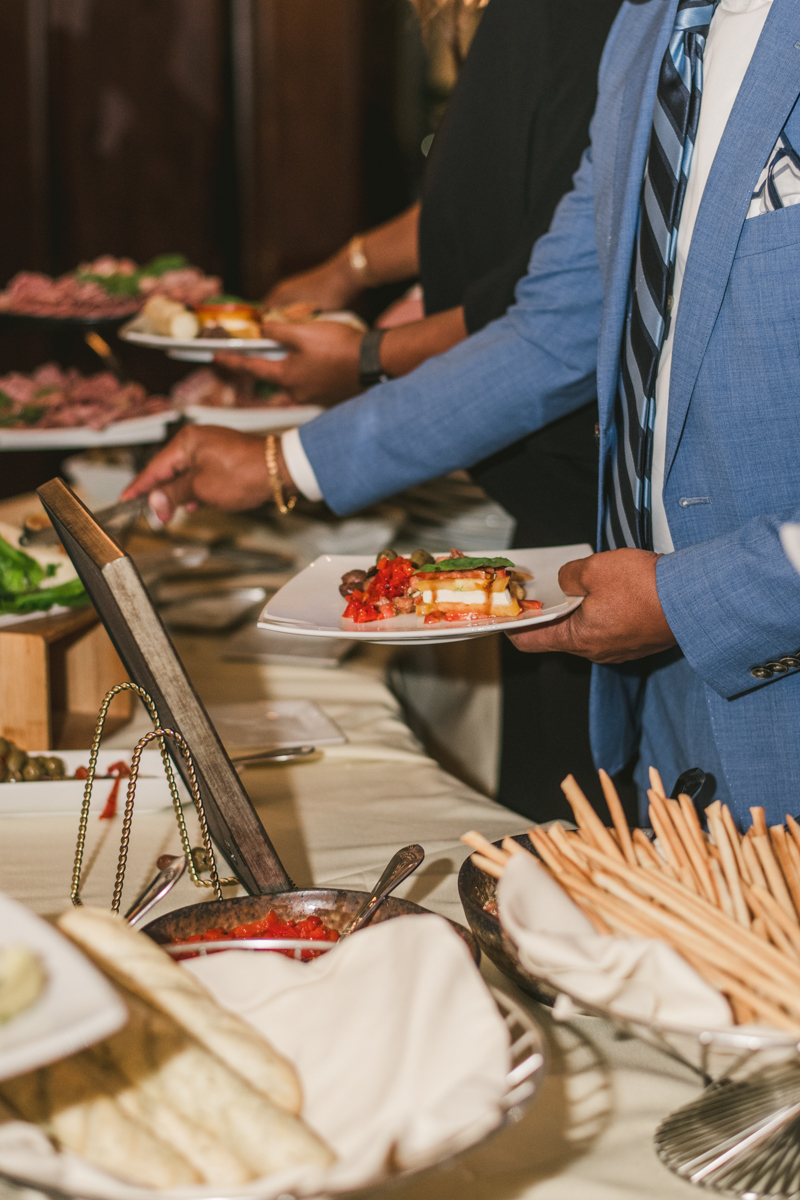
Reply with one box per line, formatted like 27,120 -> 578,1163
0,0 -> 425,370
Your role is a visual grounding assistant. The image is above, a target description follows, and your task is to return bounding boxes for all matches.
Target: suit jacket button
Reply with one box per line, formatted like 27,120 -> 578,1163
781,656 -> 800,669
751,665 -> 774,680
765,660 -> 788,674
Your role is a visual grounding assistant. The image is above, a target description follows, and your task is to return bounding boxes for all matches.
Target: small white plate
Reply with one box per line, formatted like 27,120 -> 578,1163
0,411 -> 178,451
258,545 -> 591,645
0,893 -> 126,1081
183,404 -> 322,431
0,750 -> 189,818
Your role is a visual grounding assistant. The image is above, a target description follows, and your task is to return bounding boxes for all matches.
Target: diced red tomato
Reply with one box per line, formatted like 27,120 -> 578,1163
343,555 -> 415,622
171,911 -> 340,960
520,599 -> 543,611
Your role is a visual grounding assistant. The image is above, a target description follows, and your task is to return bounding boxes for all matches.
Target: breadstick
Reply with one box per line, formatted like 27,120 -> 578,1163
677,793 -> 708,862
747,884 -> 800,959
526,827 -> 581,883
547,822 -> 591,877
745,888 -> 799,961
750,806 -> 768,838
668,800 -> 716,903
770,826 -> 800,921
500,836 -> 529,858
560,775 -> 623,861
649,796 -> 693,885
648,766 -> 666,797
786,813 -> 800,858
742,833 -> 768,890
470,853 -> 504,879
632,827 -> 678,879
709,857 -> 735,920
721,805 -> 749,882
752,834 -> 796,922
707,809 -> 749,928
461,831 -> 509,866
598,768 -> 637,866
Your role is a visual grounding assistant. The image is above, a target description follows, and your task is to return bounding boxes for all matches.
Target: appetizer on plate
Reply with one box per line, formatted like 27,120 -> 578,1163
339,548 -> 541,625
0,364 -> 171,431
0,254 -> 220,321
171,367 -> 292,409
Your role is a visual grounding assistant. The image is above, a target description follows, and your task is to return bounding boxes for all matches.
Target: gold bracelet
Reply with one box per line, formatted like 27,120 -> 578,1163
347,234 -> 375,286
265,434 -> 297,515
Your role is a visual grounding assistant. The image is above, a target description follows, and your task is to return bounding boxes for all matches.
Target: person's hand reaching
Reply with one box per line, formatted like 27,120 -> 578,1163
264,252 -> 357,311
215,320 -> 363,407
120,426 -> 288,523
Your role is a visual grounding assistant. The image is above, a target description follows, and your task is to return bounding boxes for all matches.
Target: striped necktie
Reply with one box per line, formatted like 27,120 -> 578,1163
605,0 -> 719,552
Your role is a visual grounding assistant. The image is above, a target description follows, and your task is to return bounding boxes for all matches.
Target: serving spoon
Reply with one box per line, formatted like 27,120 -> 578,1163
125,854 -> 187,926
340,843 -> 425,937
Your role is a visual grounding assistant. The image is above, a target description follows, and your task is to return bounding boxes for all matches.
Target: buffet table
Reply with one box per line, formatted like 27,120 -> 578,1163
0,634 -> 703,1200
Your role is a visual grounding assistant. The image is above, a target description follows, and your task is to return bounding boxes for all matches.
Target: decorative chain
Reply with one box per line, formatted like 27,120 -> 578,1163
70,681 -> 235,910
111,727 -> 222,912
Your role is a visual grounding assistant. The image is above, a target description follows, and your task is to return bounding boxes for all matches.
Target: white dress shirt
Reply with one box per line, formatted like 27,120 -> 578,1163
285,0 -> 774,522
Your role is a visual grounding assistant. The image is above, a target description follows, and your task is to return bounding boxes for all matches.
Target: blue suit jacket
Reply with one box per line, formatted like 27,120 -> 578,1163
300,0 -> 800,820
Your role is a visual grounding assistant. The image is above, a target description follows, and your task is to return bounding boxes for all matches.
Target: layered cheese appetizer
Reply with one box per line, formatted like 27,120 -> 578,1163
341,548 -> 540,625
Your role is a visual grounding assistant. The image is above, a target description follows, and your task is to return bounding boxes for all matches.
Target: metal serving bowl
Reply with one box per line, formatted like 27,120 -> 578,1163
143,887 -> 481,963
458,834 -> 556,1004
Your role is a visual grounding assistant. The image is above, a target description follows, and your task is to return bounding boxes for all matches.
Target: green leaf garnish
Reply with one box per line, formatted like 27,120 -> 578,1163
417,556 -> 516,572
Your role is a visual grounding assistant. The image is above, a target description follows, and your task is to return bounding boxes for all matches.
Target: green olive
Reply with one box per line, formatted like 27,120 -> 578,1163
410,549 -> 435,568
22,761 -> 43,781
5,748 -> 26,773
376,548 -> 398,563
44,756 -> 66,779
6,769 -> 23,783
0,761 -> 8,783
0,738 -> 10,757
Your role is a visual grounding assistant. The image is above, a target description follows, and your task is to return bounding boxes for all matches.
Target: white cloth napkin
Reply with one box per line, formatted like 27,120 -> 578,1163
498,851 -> 732,1030
0,913 -> 510,1199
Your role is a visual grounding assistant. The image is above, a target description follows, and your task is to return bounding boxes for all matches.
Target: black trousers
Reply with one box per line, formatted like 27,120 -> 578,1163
470,401 -> 604,822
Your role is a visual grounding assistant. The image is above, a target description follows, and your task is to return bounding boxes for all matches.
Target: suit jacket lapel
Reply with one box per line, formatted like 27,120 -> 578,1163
596,0 -> 679,425
664,0 -> 800,483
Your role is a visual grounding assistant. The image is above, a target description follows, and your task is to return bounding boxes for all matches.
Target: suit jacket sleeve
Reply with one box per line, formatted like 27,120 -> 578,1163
657,515 -> 800,699
298,145 -> 604,516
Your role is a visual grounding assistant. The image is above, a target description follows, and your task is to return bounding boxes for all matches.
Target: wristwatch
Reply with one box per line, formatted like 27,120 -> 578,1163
358,329 -> 392,388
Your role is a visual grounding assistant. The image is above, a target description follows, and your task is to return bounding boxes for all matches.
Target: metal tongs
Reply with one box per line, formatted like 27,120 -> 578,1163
21,495 -> 148,547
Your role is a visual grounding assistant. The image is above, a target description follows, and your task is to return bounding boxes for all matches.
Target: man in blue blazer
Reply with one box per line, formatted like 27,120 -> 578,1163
127,0 -> 800,824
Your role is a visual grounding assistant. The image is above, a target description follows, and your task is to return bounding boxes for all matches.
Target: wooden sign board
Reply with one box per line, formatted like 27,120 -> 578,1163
37,478 -> 292,896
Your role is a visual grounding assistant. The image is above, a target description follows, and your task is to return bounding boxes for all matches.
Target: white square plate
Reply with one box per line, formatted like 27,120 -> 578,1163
0,750 -> 189,818
0,893 -> 126,1081
258,545 -> 591,645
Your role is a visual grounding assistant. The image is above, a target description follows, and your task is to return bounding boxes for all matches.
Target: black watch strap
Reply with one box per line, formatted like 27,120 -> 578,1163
359,328 -> 392,388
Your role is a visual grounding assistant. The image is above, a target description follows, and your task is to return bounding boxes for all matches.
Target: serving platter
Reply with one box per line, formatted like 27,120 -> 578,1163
0,411 -> 177,451
0,749 -> 189,817
183,403 -> 322,431
120,319 -> 286,363
257,545 -> 590,646
0,894 -> 126,1081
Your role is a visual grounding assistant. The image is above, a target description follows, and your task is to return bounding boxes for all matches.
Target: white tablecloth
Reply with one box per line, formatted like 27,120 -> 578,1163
0,636 -> 703,1200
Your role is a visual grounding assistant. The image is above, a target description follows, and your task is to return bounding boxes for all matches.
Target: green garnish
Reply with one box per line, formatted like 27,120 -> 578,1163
74,252 -> 192,297
0,577 -> 88,615
417,556 -> 516,572
139,253 -> 189,277
200,294 -> 250,306
0,390 -> 12,410
0,536 -> 87,614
